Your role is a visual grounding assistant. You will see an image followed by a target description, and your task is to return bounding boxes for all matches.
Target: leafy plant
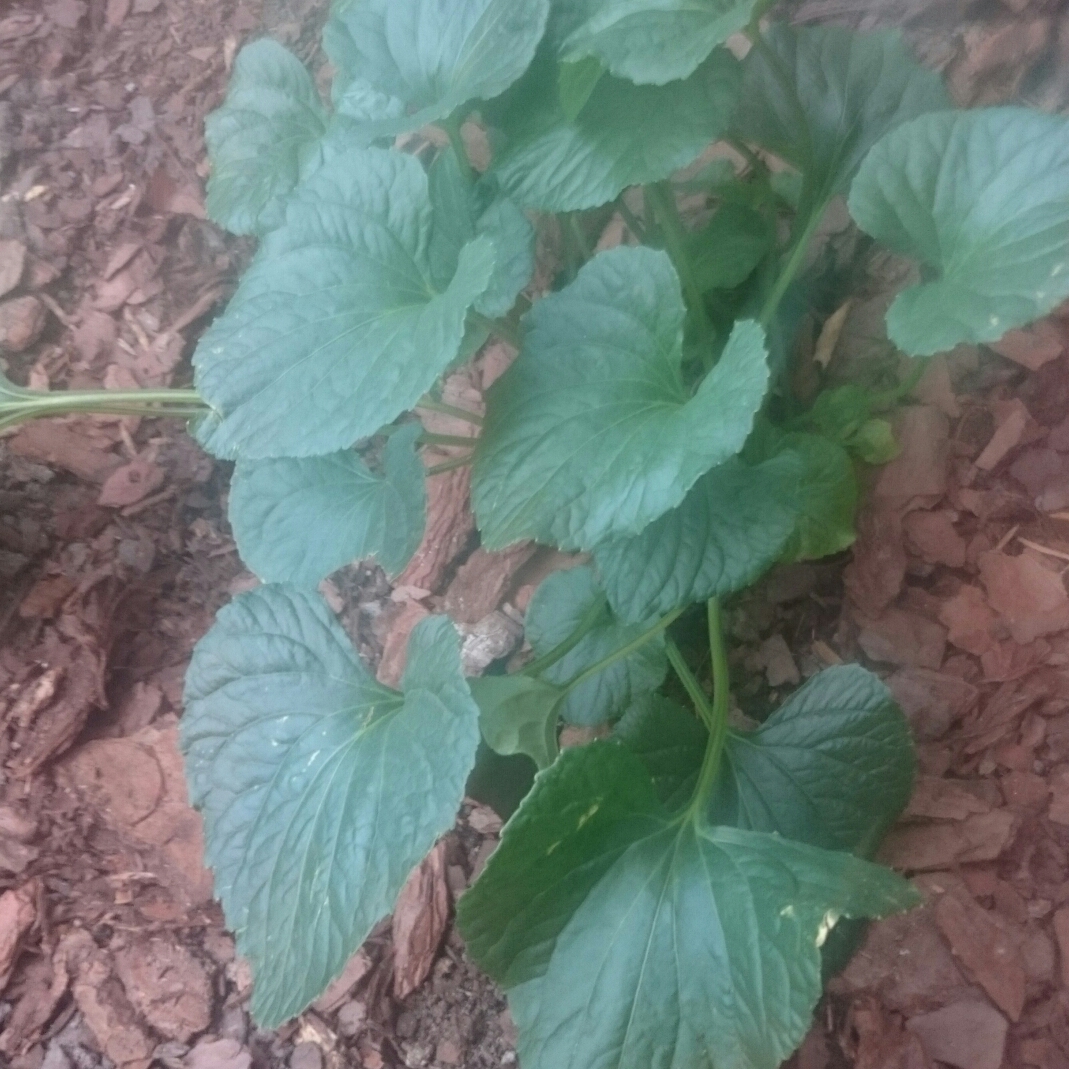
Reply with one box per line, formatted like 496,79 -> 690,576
10,3 -> 1069,1066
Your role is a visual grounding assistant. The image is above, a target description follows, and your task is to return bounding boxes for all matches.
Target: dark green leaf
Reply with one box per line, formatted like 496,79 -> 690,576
488,48 -> 741,211
193,147 -> 494,459
459,743 -> 920,1069
556,0 -> 761,85
473,247 -> 769,550
849,107 -> 1069,356
686,202 -> 775,291
558,56 -> 604,119
525,565 -> 667,725
324,0 -> 550,139
428,151 -> 535,319
735,24 -> 950,207
712,665 -> 916,854
470,675 -> 562,770
593,453 -> 801,623
204,39 -> 328,236
228,423 -> 426,587
614,693 -> 706,810
182,586 -> 479,1026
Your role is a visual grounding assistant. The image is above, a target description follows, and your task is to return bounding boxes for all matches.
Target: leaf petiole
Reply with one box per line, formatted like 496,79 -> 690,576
686,598 -> 732,820
426,454 -> 473,477
664,635 -> 714,731
757,202 -> 824,328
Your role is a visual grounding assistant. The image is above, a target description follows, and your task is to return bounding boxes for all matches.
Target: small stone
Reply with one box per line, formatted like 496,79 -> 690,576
336,999 -> 366,1038
436,1039 -> 462,1065
39,1046 -> 71,1069
218,1005 -> 248,1044
906,1000 -> 1007,1069
0,296 -> 45,352
289,1041 -> 322,1069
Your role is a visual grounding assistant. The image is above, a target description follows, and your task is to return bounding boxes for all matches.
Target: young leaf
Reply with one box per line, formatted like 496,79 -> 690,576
473,247 -> 770,551
459,744 -> 920,1069
593,453 -> 801,623
469,675 -> 562,770
556,0 -> 762,86
193,147 -> 494,459
204,39 -> 328,236
849,108 -> 1069,356
324,0 -> 550,139
428,152 -> 535,319
774,432 -> 858,562
182,587 -> 479,1027
525,566 -> 667,726
686,202 -> 775,292
734,24 -> 949,209
227,423 -> 426,588
487,47 -> 741,211
712,665 -> 916,854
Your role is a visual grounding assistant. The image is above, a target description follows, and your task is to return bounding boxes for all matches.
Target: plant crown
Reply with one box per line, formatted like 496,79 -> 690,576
17,2 -> 1069,1067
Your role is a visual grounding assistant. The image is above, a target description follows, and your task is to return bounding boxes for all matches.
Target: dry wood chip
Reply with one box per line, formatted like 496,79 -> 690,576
0,881 -> 37,994
392,841 -> 450,1000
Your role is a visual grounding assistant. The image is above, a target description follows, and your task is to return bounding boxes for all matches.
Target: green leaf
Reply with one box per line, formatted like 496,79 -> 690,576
735,24 -> 950,208
799,385 -> 900,465
558,56 -> 604,119
470,675 -> 562,770
488,47 -> 741,211
204,39 -> 328,236
848,107 -> 1069,356
193,147 -> 494,460
459,743 -> 920,1069
525,566 -> 667,725
324,0 -> 550,139
712,665 -> 916,854
686,202 -> 775,291
473,247 -> 770,550
774,432 -> 858,562
556,0 -> 762,85
182,587 -> 479,1026
428,151 -> 535,319
593,453 -> 801,623
614,693 -> 706,810
228,423 -> 426,588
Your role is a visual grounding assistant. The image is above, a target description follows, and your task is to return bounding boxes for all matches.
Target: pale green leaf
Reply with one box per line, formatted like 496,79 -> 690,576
459,744 -> 920,1069
525,565 -> 667,725
735,24 -> 950,207
228,423 -> 426,587
193,147 -> 494,460
849,107 -> 1069,356
204,39 -> 328,236
473,247 -> 770,550
428,151 -> 534,319
470,675 -> 562,770
593,453 -> 801,623
182,586 -> 479,1026
488,47 -> 740,211
557,0 -> 762,86
324,0 -> 550,139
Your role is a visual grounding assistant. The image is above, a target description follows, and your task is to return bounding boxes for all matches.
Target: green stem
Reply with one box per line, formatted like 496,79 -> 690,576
0,385 -> 208,431
523,596 -> 608,678
426,454 -> 474,477
444,116 -> 475,184
472,311 -> 522,349
562,606 -> 685,695
646,182 -> 713,344
566,213 -> 593,262
687,599 -> 731,821
615,196 -> 646,241
757,205 -> 824,328
419,432 -> 478,448
665,636 -> 715,732
417,396 -> 483,425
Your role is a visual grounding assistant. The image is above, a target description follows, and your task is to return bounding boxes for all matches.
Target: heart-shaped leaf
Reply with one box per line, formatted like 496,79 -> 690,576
734,24 -> 949,210
324,0 -> 550,139
849,107 -> 1069,356
182,586 -> 479,1027
473,247 -> 770,551
428,152 -> 535,319
193,147 -> 494,460
555,0 -> 762,86
593,453 -> 801,623
470,675 -> 562,770
487,47 -> 741,211
227,423 -> 426,588
204,39 -> 328,236
525,565 -> 667,725
459,743 -> 919,1069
